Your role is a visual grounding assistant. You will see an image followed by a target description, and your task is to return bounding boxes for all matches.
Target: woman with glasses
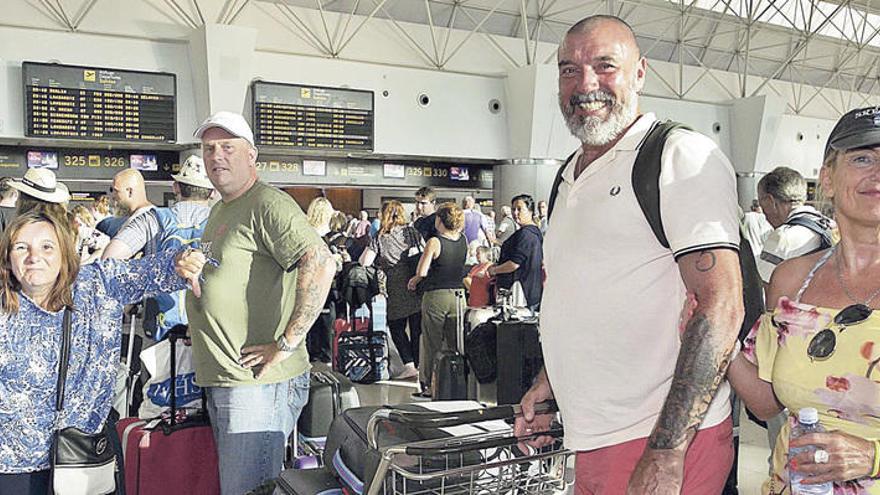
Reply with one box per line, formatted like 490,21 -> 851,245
727,107 -> 880,494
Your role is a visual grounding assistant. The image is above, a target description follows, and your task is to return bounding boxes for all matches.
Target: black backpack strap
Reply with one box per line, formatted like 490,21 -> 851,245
631,120 -> 692,248
547,151 -> 577,222
784,214 -> 833,251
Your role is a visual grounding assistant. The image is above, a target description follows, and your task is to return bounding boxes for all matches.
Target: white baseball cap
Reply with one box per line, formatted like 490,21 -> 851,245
10,168 -> 70,203
193,111 -> 255,147
172,155 -> 214,190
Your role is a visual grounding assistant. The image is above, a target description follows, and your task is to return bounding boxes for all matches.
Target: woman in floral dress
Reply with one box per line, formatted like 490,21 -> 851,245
728,107 -> 880,494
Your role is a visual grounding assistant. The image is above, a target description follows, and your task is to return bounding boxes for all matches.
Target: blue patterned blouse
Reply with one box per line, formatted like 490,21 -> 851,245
0,249 -> 186,473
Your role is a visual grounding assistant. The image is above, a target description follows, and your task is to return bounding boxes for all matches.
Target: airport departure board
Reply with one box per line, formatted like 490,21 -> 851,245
23,62 -> 176,142
252,81 -> 374,151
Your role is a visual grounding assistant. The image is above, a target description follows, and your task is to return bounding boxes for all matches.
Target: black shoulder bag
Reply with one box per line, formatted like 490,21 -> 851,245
51,307 -> 118,495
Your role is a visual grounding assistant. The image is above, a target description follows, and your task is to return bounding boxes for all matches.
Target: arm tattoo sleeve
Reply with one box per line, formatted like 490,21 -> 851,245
285,244 -> 335,344
648,314 -> 734,450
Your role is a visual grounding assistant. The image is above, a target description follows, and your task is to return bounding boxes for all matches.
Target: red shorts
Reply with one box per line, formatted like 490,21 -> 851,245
574,416 -> 733,495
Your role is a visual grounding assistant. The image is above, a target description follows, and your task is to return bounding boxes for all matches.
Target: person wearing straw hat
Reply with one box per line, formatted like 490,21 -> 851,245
103,155 -> 214,262
11,168 -> 70,213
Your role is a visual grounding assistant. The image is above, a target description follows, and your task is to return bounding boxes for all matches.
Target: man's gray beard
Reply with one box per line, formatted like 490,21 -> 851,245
560,90 -> 639,146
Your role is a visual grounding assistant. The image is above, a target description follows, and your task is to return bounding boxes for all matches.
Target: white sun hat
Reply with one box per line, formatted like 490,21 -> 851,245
172,155 -> 214,189
10,168 -> 71,203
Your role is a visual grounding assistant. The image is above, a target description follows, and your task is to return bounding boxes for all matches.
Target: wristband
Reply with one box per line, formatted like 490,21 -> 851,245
871,439 -> 880,478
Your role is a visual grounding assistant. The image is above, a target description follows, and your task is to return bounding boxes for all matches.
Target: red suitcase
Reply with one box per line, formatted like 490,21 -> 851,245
116,326 -> 220,495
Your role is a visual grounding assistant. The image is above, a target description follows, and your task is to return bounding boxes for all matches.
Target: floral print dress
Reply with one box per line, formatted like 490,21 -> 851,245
744,276 -> 880,493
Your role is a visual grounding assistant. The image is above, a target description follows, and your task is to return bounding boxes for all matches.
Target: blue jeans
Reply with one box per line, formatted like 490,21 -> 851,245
205,372 -> 310,495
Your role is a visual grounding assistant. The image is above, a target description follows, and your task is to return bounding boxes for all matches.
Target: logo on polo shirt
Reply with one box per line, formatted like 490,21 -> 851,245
610,186 -> 621,196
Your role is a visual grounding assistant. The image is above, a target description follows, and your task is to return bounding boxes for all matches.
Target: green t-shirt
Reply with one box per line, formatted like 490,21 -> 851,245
186,181 -> 322,387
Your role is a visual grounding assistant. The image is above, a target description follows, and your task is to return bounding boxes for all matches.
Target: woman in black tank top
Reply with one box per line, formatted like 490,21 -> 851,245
407,202 -> 467,397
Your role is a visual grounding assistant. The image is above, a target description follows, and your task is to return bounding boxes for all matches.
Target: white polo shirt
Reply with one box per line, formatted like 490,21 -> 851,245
541,113 -> 740,451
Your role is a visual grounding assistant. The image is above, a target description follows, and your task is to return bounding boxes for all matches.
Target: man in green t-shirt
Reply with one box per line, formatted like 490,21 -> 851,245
188,111 -> 336,495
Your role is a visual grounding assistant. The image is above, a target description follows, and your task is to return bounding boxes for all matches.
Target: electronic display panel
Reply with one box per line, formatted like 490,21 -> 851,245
23,61 -> 176,142
252,81 -> 374,151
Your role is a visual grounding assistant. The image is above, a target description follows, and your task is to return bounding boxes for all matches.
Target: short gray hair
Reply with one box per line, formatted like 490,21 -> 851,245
757,166 -> 807,204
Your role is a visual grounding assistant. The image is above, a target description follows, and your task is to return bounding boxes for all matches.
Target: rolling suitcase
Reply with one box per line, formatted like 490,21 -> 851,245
432,290 -> 467,400
336,300 -> 390,384
116,326 -> 220,495
495,320 -> 543,405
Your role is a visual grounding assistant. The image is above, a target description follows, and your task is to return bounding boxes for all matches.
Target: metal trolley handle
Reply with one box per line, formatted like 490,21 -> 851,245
366,401 -> 558,450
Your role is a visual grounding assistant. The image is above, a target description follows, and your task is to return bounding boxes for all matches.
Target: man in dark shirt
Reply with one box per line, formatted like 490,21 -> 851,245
413,186 -> 438,240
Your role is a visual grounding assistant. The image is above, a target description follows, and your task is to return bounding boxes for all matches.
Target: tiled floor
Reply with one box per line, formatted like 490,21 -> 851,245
338,367 -> 774,494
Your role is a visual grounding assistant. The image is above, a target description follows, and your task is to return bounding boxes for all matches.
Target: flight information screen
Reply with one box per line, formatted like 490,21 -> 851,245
252,81 -> 374,151
23,62 -> 176,142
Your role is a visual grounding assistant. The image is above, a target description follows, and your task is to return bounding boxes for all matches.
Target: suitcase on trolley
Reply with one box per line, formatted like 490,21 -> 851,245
432,291 -> 467,400
323,401 -> 566,495
273,465 -> 344,495
116,325 -> 220,495
298,370 -> 360,438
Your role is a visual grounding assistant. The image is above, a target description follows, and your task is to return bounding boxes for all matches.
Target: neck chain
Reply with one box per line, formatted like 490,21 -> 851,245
834,247 -> 880,307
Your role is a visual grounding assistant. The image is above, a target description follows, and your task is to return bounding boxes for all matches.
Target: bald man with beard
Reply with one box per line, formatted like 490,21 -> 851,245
514,15 -> 743,494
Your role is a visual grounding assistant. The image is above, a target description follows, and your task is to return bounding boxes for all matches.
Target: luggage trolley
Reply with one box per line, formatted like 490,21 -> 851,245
362,402 -> 571,495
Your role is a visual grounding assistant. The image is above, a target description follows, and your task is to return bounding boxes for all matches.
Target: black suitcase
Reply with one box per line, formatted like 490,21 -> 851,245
432,290 -> 467,400
432,350 -> 467,400
274,466 -> 343,495
298,371 -> 360,438
496,320 -> 543,405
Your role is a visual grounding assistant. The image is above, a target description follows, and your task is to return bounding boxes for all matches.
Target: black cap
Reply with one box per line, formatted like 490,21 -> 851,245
825,106 -> 880,157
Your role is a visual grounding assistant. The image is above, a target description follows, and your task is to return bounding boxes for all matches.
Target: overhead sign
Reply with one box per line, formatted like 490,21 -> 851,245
255,156 -> 493,189
0,146 -> 177,181
23,61 -> 177,142
252,81 -> 374,151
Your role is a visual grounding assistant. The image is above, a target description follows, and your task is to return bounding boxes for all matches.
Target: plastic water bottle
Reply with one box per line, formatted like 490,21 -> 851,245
789,408 -> 833,495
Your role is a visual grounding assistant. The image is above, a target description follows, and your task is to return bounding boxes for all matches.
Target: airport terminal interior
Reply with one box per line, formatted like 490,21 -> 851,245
2,0 -> 880,494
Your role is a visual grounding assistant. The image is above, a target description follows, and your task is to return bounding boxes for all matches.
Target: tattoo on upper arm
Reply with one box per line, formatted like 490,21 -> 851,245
289,245 -> 334,337
695,251 -> 717,272
649,314 -> 733,450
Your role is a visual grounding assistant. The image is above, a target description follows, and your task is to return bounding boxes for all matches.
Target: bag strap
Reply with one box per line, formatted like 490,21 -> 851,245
784,214 -> 833,250
631,120 -> 692,249
546,151 -> 576,222
54,307 -> 73,413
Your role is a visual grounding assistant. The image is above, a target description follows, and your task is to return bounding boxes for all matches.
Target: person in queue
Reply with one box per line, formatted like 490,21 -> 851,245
305,196 -> 338,364
516,15 -> 743,494
11,168 -> 70,224
486,194 -> 544,310
413,186 -> 438,241
187,111 -> 336,494
0,210 -> 205,493
406,202 -> 466,398
728,106 -> 880,493
360,200 -> 423,380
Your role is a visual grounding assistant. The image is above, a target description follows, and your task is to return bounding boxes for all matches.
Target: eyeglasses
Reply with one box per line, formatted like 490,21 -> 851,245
806,303 -> 872,360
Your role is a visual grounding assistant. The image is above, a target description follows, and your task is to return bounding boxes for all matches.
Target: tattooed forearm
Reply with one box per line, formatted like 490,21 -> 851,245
695,251 -> 717,272
649,314 -> 734,450
284,244 -> 336,346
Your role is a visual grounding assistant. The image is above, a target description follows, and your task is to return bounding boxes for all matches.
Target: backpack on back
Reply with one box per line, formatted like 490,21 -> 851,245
547,120 -> 764,341
784,212 -> 833,255
143,207 -> 208,340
